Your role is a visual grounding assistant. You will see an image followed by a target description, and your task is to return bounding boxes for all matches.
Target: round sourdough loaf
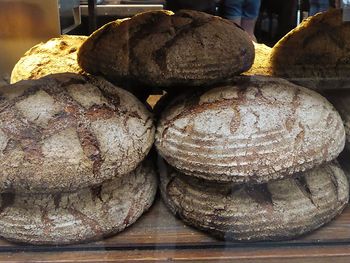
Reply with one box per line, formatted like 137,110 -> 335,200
159,158 -> 349,241
270,9 -> 350,90
77,10 -> 254,89
10,35 -> 87,84
0,73 -> 154,193
155,76 -> 345,183
0,159 -> 157,245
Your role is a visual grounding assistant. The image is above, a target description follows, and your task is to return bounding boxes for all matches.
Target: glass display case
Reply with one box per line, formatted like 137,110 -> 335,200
0,1 -> 350,262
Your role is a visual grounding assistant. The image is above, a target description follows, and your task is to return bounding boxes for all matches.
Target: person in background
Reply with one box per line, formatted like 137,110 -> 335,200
309,0 -> 330,15
220,0 -> 261,41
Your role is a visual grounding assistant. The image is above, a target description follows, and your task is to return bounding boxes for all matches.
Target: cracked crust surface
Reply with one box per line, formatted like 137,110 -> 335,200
77,10 -> 254,89
10,35 -> 87,84
155,76 -> 345,183
270,9 -> 350,90
0,158 -> 157,245
0,73 -> 155,193
326,91 -> 350,151
159,158 -> 349,241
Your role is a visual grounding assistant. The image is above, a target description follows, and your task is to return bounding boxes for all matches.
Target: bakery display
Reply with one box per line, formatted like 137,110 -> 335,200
0,159 -> 157,245
159,159 -> 348,241
270,9 -> 350,90
155,76 -> 345,183
11,35 -> 87,84
78,10 -> 254,89
0,73 -> 154,193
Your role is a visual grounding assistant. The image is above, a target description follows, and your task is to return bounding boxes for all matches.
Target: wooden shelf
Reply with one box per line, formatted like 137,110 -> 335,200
0,196 -> 349,262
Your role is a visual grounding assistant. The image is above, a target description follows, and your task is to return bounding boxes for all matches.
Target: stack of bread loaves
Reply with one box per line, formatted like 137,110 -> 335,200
155,76 -> 348,241
76,9 -> 349,241
0,73 -> 156,244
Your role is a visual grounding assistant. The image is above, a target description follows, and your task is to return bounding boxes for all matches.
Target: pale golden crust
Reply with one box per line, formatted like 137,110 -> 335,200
270,9 -> 350,90
155,76 -> 345,183
245,42 -> 272,76
0,159 -> 157,245
78,10 -> 254,89
159,158 -> 349,241
10,35 -> 87,84
0,73 -> 155,193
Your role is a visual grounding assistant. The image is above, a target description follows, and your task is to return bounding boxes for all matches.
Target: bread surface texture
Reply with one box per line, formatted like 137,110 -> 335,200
270,9 -> 350,89
78,10 -> 254,88
159,159 -> 349,241
0,73 -> 154,193
156,76 -> 345,183
0,159 -> 157,245
11,35 -> 87,84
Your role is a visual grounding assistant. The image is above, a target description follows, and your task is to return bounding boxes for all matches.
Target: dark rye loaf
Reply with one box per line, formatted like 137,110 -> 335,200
270,9 -> 350,90
0,73 -> 154,193
155,76 -> 345,183
78,10 -> 254,89
159,158 -> 349,241
0,158 -> 157,245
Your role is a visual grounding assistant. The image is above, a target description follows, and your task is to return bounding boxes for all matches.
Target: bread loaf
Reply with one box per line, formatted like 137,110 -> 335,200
0,73 -> 154,193
159,158 -> 349,241
156,76 -> 345,183
270,9 -> 350,90
11,35 -> 87,84
78,10 -> 254,89
0,158 -> 157,245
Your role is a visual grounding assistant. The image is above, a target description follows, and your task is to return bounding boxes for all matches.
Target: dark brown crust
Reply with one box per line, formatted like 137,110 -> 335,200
78,10 -> 254,89
159,158 -> 349,241
0,73 -> 155,193
270,9 -> 350,90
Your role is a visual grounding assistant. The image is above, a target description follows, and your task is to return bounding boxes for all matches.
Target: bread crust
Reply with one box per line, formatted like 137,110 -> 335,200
156,76 -> 345,183
0,158 -> 157,245
78,10 -> 254,89
159,158 -> 349,241
270,9 -> 350,90
11,35 -> 87,84
0,73 -> 155,193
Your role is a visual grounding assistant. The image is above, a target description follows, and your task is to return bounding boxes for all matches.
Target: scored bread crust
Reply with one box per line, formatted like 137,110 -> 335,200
11,35 -> 87,84
326,91 -> 350,151
0,158 -> 157,245
159,158 -> 349,241
270,9 -> 350,90
155,76 -> 345,183
77,10 -> 254,89
0,73 -> 155,193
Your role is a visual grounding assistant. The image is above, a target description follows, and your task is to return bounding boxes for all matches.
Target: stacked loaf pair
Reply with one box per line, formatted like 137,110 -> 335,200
154,76 -> 348,241
0,73 -> 156,245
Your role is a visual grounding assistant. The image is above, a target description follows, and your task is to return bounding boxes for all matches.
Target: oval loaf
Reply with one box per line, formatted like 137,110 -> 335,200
270,9 -> 350,90
78,10 -> 254,89
0,73 -> 154,193
156,76 -> 345,183
0,158 -> 157,245
11,35 -> 87,84
159,158 -> 349,241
